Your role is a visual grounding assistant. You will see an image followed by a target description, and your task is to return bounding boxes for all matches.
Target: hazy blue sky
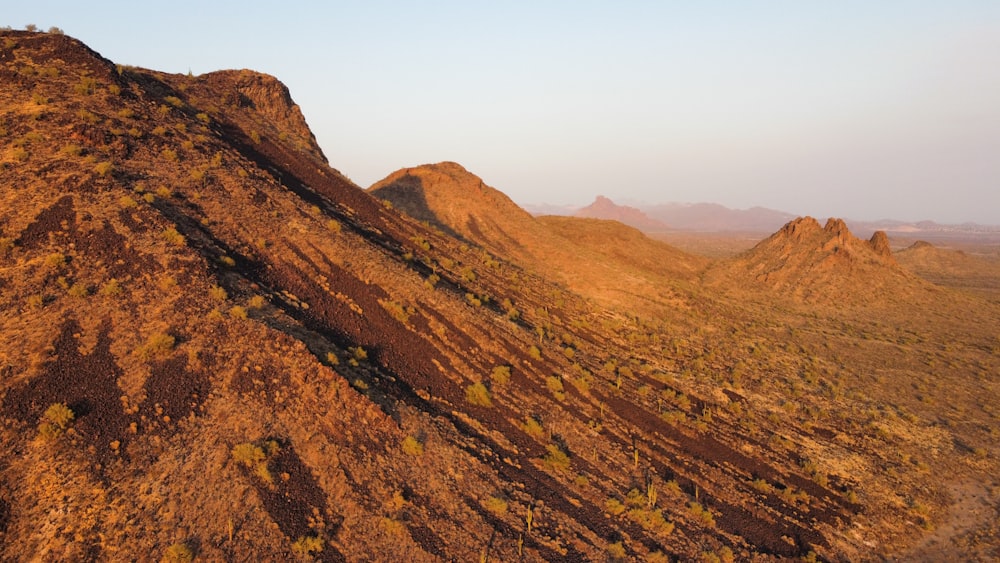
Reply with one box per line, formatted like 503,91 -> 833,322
7,2 -> 1000,223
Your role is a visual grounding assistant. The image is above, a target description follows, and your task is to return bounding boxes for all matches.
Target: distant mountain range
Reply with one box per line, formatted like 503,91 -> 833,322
526,196 -> 1000,237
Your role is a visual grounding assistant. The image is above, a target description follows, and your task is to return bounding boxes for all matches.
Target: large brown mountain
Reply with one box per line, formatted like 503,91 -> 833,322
370,164 -> 707,315
2,31 -> 999,562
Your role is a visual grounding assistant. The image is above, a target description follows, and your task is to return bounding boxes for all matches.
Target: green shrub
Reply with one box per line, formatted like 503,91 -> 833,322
100,279 -> 122,296
545,376 -> 565,401
605,498 -> 626,516
161,542 -> 194,563
74,76 -> 97,96
161,228 -> 185,246
209,285 -> 228,300
44,252 -> 66,270
522,416 -> 545,440
67,282 -> 89,298
606,541 -> 626,561
491,365 -> 511,386
138,332 -> 175,360
465,382 -> 493,407
528,346 -> 541,360
483,496 -> 508,516
291,535 -> 323,557
542,444 -> 570,472
38,403 -> 74,440
401,436 -> 424,456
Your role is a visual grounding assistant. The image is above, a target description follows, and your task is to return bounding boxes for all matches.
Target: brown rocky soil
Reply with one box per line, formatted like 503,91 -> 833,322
1,30 -> 999,562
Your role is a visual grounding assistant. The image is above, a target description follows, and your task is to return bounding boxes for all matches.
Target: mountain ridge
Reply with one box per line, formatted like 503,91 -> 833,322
2,30 -> 999,562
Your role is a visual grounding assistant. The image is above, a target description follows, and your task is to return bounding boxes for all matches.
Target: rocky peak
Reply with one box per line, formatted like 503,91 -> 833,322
868,230 -> 892,257
201,69 -> 326,162
778,216 -> 822,241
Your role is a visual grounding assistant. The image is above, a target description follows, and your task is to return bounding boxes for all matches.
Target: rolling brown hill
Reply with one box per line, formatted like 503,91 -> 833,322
895,240 -> 1000,300
370,163 -> 707,315
2,30 -> 999,562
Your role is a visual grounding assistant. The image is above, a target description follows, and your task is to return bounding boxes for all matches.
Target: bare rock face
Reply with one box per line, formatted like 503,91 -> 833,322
823,217 -> 850,239
201,69 -> 327,162
869,230 -> 892,257
779,216 -> 822,241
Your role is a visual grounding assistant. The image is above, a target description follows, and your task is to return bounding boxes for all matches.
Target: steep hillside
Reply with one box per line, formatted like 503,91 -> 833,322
574,196 -> 669,232
2,30 -> 999,562
371,163 -> 707,315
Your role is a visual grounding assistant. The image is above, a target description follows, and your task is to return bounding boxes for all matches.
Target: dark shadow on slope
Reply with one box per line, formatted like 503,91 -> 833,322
368,174 -> 463,240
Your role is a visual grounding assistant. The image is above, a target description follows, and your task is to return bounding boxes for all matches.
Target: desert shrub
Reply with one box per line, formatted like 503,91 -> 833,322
542,444 -> 570,472
606,541 -> 626,561
217,255 -> 235,267
208,285 -> 228,300
291,535 -> 323,556
164,95 -> 184,108
229,306 -> 247,319
349,346 -> 367,361
483,496 -> 508,516
138,332 -> 175,360
158,227 -> 185,246
647,551 -> 670,563
401,436 -> 424,456
67,282 -> 89,298
248,295 -> 266,309
688,502 -> 715,527
37,403 -> 75,440
605,498 -> 626,516
249,130 -> 261,143
528,345 -> 542,360
522,416 -> 545,440
161,148 -> 178,162
76,109 -> 98,123
324,351 -> 339,365
326,219 -> 341,233
161,542 -> 194,563
491,365 -> 511,386
11,147 -> 29,161
380,299 -> 411,323
195,112 -> 210,124
465,293 -> 482,307
545,376 -> 565,401
44,252 -> 66,270
100,278 -> 122,296
74,76 -> 97,95
31,92 -> 48,105
465,382 -> 493,407
232,441 -> 275,484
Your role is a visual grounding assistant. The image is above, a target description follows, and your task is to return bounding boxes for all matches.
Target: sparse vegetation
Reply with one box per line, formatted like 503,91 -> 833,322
465,382 -> 493,407
137,332 -> 175,360
161,542 -> 194,563
401,435 -> 424,456
37,403 -> 74,440
161,228 -> 186,246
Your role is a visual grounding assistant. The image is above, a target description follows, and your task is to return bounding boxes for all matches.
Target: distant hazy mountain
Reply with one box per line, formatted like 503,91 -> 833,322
526,198 -> 797,233
573,196 -> 670,232
643,202 -> 796,232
